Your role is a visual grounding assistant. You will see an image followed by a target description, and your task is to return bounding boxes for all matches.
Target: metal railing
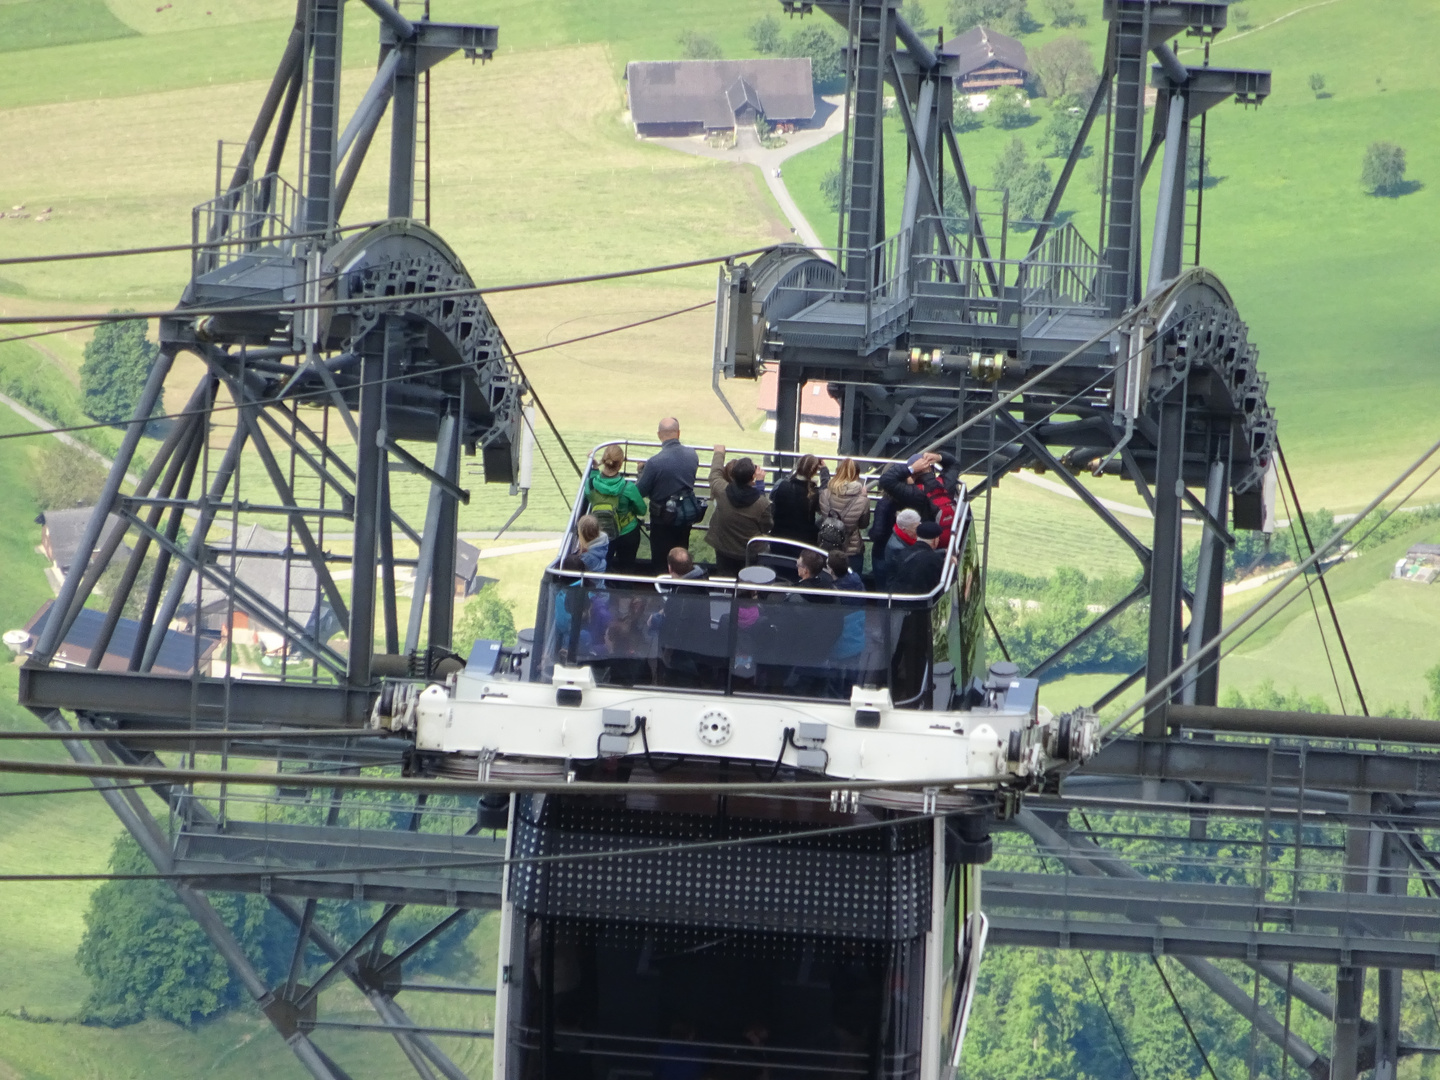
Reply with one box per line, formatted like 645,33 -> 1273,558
1017,221 -> 1106,324
191,171 -> 300,278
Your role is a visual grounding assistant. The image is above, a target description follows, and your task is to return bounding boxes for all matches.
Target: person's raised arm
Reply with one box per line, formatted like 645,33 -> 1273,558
709,447 -> 728,491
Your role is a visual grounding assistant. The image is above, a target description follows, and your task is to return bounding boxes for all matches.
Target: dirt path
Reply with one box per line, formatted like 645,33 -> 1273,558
643,95 -> 846,252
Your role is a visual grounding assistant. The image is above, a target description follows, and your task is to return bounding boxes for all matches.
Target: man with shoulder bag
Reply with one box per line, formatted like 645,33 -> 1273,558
637,417 -> 702,572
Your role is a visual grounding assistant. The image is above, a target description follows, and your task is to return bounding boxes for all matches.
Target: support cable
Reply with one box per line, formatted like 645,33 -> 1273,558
1099,433 -> 1440,740
0,246 -> 776,327
1080,948 -> 1139,1078
0,804 -> 979,885
0,219 -> 387,267
1276,439 -> 1369,715
984,605 -> 1013,663
1276,475 -> 1348,712
0,300 -> 720,441
1149,452 -> 1440,737
1036,812 -> 1138,1079
1151,955 -> 1221,1080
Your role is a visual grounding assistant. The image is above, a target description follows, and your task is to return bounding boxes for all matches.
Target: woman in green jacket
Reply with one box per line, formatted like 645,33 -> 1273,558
584,444 -> 648,570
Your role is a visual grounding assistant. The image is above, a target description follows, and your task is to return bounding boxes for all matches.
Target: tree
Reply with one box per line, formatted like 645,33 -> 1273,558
77,835 -> 292,1025
1010,160 -> 1053,225
455,585 -> 518,653
783,23 -> 845,90
990,138 -> 1050,226
1041,96 -> 1084,157
747,15 -> 782,54
676,30 -> 722,60
1046,0 -> 1086,27
29,440 -> 107,510
1361,141 -> 1407,195
1308,72 -> 1327,98
947,0 -> 1034,36
1031,35 -> 1098,99
820,166 -> 844,212
1425,662 -> 1440,721
1087,155 -> 1106,194
952,96 -> 983,132
1230,5 -> 1252,29
992,136 -> 1030,193
986,85 -> 1032,128
900,0 -> 932,34
80,314 -> 159,425
1185,147 -> 1214,190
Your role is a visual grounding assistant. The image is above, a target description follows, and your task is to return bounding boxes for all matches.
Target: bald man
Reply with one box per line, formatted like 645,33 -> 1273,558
637,416 -> 700,572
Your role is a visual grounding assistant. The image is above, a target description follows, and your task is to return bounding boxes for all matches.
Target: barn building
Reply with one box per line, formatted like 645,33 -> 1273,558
626,58 -> 816,137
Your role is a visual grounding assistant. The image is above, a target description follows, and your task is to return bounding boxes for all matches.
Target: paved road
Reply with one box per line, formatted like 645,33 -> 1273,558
643,96 -> 846,252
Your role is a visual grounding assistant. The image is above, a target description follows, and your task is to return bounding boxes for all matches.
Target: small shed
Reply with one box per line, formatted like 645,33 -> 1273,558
1392,543 -> 1440,584
939,27 -> 1031,92
626,59 -> 816,136
455,539 -> 482,598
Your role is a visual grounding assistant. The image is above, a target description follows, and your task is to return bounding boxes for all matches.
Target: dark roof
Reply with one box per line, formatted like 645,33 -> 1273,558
456,539 -> 480,584
25,599 -> 214,676
626,59 -> 816,128
939,26 -> 1031,78
197,523 -> 319,628
39,507 -> 129,573
1409,544 -> 1440,557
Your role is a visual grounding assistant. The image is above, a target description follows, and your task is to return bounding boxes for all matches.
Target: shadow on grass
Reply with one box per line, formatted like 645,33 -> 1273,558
1371,180 -> 1424,198
1187,174 -> 1226,191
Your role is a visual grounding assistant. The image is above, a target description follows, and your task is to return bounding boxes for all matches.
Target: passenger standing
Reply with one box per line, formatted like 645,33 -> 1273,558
705,447 -> 773,577
876,508 -> 922,590
584,444 -> 647,570
869,454 -> 931,584
636,417 -> 701,573
890,520 -> 948,595
817,457 -> 870,562
770,454 -> 827,545
826,551 -> 867,696
910,450 -> 961,544
576,514 -> 609,572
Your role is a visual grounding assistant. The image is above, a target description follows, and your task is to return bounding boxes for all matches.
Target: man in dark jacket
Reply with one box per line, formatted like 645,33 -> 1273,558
890,520 -> 948,596
637,417 -> 701,572
869,450 -> 956,582
704,447 -> 773,576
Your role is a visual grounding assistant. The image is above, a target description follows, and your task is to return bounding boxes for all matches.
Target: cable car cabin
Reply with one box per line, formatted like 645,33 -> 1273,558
532,444 -> 984,711
376,443 -> 1096,1080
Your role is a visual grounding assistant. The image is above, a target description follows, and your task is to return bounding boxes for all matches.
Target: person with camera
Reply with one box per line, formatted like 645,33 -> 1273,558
636,417 -> 701,572
705,446 -> 772,577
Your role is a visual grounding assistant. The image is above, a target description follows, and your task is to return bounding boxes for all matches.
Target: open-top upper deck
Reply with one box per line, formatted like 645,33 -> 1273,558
532,441 -> 984,708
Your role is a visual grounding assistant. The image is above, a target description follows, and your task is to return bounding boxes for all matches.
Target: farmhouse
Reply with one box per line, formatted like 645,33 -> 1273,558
939,26 -> 1030,91
626,59 -> 816,137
